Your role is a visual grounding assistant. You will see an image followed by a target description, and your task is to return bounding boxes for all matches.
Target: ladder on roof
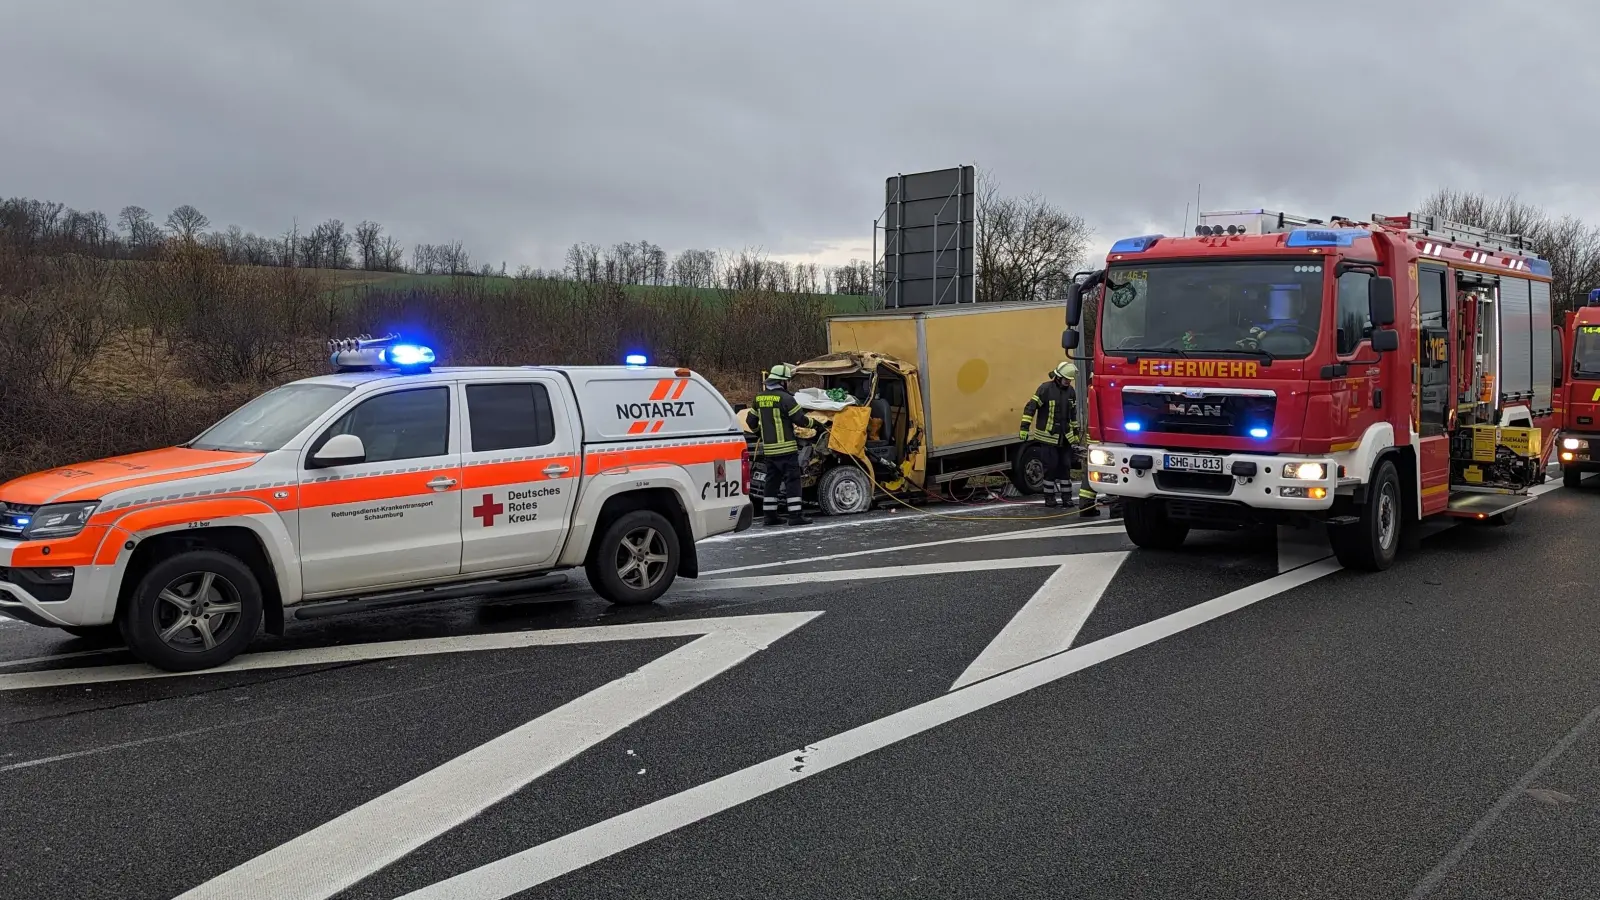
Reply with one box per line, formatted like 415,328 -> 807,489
1372,212 -> 1536,257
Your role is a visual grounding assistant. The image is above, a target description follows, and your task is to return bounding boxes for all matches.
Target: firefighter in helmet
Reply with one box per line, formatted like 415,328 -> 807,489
1020,361 -> 1097,515
754,363 -> 813,526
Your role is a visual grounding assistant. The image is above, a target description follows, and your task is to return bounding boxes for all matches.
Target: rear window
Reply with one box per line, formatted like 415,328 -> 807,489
467,383 -> 556,452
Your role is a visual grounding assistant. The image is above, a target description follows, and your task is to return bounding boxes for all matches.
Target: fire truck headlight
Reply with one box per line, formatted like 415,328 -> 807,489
1282,462 -> 1326,481
1562,437 -> 1586,450
1088,449 -> 1113,467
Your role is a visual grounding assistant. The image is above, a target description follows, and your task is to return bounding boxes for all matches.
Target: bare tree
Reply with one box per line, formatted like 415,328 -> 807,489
975,174 -> 1093,304
1421,188 -> 1600,313
671,248 -> 717,289
119,205 -> 162,254
166,205 -> 210,242
354,220 -> 383,271
379,235 -> 404,271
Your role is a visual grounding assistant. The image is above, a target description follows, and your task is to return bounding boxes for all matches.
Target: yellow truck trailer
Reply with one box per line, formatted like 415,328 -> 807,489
748,300 -> 1072,514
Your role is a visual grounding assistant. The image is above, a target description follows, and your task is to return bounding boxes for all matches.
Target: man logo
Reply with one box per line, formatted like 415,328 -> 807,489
1168,402 -> 1224,417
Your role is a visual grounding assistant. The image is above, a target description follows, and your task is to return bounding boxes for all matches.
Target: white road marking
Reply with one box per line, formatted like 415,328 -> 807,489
0,647 -> 125,670
174,611 -> 819,900
0,613 -> 816,692
1276,523 -> 1332,574
702,523 -> 1125,576
400,558 -> 1344,900
702,501 -> 1045,543
698,555 -> 1083,592
950,552 -> 1128,690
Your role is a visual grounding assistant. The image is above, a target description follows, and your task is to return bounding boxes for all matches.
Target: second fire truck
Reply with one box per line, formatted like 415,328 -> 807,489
1065,209 -> 1557,571
1554,288 -> 1600,487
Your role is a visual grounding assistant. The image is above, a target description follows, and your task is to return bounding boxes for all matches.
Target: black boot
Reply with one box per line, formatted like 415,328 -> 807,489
1043,495 -> 1058,508
1078,499 -> 1101,518
787,510 -> 813,526
762,509 -> 783,526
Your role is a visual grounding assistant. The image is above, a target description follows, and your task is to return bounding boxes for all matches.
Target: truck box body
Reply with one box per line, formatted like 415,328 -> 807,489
827,300 -> 1068,456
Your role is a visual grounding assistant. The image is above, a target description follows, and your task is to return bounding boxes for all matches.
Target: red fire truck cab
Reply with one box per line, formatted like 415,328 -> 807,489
1555,290 -> 1600,487
1066,210 -> 1557,571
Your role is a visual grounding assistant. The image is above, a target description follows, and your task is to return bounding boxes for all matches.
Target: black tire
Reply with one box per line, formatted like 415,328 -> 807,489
1564,467 -> 1583,489
587,510 -> 680,606
1329,459 -> 1401,572
817,465 -> 874,516
1122,498 -> 1189,550
118,550 -> 263,672
1009,443 -> 1049,495
1486,506 -> 1519,527
59,624 -> 121,643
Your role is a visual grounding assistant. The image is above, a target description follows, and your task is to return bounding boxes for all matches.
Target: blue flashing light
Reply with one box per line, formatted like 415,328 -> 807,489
1527,258 -> 1553,278
384,344 -> 435,367
1588,288 -> 1600,307
1124,420 -> 1143,432
1109,234 -> 1164,254
624,353 -> 649,367
1284,228 -> 1367,248
1248,426 -> 1270,439
15,517 -> 30,526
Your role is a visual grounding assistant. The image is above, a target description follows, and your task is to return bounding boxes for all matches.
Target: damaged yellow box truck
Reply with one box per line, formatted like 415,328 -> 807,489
745,300 -> 1072,515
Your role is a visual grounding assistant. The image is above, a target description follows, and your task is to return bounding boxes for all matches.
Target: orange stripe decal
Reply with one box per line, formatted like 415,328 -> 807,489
584,441 -> 744,475
461,457 -> 580,490
670,379 -> 689,400
649,380 -> 672,401
649,421 -> 664,433
300,469 -> 462,509
627,421 -> 649,435
10,526 -> 110,568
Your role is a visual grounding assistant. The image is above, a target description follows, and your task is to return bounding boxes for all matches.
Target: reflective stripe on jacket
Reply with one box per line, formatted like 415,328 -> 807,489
1021,380 -> 1076,443
755,388 -> 809,456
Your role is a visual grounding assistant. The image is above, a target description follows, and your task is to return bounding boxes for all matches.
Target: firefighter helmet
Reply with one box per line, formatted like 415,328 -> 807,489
767,362 -> 798,382
1052,361 -> 1077,381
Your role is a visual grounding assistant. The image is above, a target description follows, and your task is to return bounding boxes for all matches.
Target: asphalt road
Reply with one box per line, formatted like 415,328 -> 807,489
3,484 -> 1600,900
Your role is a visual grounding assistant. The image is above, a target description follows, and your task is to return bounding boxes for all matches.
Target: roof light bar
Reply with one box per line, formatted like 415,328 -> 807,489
1109,234 -> 1164,254
329,333 -> 436,372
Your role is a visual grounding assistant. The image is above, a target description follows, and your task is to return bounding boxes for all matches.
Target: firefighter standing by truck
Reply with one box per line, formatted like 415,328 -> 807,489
755,363 -> 814,526
1020,362 -> 1097,514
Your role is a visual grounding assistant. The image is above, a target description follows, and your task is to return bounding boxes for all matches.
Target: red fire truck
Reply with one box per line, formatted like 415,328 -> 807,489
1063,209 -> 1558,571
1554,289 -> 1600,487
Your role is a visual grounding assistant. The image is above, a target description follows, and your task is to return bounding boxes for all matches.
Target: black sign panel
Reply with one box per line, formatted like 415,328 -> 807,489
882,166 -> 976,306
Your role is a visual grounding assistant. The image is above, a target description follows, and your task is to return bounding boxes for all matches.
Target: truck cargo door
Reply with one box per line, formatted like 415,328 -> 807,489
1418,266 -> 1451,510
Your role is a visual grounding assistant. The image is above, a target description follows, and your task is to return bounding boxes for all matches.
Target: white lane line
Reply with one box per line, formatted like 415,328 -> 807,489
1276,523 -> 1332,574
701,502 -> 1041,543
950,552 -> 1128,690
175,611 -> 819,900
702,523 -> 1125,576
698,555 -> 1083,592
400,557 -> 1344,900
1408,698 -> 1600,899
0,647 -> 125,670
0,612 -> 817,692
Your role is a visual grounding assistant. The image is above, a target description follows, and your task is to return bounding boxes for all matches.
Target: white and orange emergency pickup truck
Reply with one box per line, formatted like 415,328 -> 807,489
0,338 -> 753,671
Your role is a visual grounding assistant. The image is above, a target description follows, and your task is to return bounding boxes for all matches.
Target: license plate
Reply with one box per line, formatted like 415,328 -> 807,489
1163,454 -> 1223,473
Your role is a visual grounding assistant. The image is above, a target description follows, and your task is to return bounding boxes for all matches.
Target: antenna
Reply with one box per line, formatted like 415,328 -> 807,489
1182,202 -> 1190,236
1196,184 -> 1202,223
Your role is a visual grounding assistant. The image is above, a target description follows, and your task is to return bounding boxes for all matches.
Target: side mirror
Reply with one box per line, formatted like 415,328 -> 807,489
1061,328 -> 1080,351
311,433 -> 366,468
1065,282 -> 1084,327
1369,276 -> 1396,326
1371,328 -> 1400,353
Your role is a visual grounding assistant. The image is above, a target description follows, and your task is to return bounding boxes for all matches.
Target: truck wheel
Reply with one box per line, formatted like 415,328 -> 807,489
1009,444 -> 1048,495
1122,499 -> 1189,550
119,550 -> 263,672
817,465 -> 873,515
1329,459 -> 1401,572
588,510 -> 680,606
1486,506 -> 1519,527
1564,467 -> 1583,489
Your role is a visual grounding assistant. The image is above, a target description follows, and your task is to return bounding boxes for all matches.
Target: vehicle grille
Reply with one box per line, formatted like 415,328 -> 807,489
0,503 -> 38,539
1154,471 -> 1235,495
1122,390 -> 1277,438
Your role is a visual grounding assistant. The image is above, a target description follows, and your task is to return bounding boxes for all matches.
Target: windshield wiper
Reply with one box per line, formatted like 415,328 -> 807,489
1201,347 -> 1275,367
1120,348 -> 1192,360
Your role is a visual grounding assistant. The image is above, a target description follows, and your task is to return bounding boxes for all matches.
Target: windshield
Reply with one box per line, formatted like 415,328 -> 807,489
1100,260 -> 1327,359
190,384 -> 353,452
1575,326 -> 1600,378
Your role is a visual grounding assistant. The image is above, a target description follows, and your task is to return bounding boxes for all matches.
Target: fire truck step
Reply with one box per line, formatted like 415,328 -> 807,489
1442,490 -> 1536,521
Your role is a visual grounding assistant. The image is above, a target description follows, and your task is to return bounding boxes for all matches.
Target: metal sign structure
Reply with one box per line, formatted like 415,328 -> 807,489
875,166 -> 976,307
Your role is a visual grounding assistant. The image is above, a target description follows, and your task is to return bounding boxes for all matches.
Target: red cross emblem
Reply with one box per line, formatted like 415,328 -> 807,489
472,493 -> 504,527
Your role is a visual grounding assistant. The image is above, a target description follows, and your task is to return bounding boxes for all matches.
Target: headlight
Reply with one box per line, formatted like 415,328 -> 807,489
1088,449 -> 1113,466
22,502 -> 99,540
1282,462 -> 1326,481
1563,437 -> 1586,450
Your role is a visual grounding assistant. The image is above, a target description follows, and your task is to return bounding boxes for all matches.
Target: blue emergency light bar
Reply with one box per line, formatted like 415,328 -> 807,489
1284,228 -> 1367,248
1109,235 -> 1164,254
329,334 -> 436,372
1589,288 -> 1600,306
624,353 -> 648,368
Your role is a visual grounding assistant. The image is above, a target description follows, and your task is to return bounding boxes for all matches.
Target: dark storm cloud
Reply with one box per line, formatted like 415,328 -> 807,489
4,0 -> 1597,268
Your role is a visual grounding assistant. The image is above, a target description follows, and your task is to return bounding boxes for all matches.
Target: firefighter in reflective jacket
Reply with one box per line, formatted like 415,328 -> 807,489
755,363 -> 814,526
1020,361 -> 1098,514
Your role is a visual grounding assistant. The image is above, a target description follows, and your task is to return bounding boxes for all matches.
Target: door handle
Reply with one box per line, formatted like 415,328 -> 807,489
542,464 -> 570,477
426,476 -> 458,491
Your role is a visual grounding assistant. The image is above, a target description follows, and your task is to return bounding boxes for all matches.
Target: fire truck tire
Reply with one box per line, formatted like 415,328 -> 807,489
1564,467 -> 1583,489
1121,499 -> 1189,550
118,550 -> 263,672
1329,460 -> 1401,572
1486,507 -> 1518,527
589,510 -> 680,606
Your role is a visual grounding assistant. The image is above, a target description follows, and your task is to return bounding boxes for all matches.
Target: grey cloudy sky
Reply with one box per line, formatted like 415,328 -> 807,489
5,0 -> 1598,270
